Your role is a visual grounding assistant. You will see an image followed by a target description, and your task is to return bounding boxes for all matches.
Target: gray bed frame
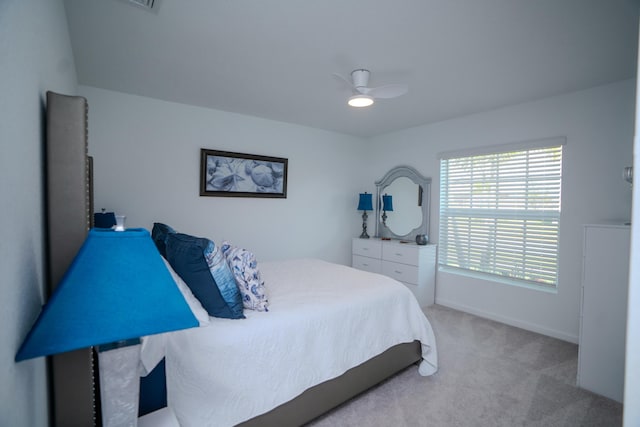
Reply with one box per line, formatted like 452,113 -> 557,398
45,90 -> 422,427
238,341 -> 421,426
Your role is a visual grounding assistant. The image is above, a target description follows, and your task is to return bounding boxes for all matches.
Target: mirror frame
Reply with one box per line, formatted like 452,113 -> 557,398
374,165 -> 431,242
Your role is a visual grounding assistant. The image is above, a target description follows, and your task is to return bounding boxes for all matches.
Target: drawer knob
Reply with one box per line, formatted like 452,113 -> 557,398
395,253 -> 403,256
395,270 -> 402,274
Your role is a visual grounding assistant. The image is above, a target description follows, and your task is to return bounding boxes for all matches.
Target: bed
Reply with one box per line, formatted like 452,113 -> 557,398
139,257 -> 438,426
44,91 -> 438,426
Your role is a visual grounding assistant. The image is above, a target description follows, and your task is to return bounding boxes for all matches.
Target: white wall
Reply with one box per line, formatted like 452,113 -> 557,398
0,1 -> 78,426
367,80 -> 635,342
80,86 -> 367,264
624,19 -> 640,425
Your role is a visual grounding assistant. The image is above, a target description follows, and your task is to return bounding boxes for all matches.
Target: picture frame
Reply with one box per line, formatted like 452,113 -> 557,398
200,149 -> 288,198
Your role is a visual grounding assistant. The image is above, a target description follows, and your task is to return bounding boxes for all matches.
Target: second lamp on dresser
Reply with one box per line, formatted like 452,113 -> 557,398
352,238 -> 436,307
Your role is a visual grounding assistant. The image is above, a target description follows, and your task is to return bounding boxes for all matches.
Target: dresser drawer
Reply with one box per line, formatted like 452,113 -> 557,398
352,255 -> 382,274
353,238 -> 382,259
382,243 -> 419,266
382,260 -> 419,285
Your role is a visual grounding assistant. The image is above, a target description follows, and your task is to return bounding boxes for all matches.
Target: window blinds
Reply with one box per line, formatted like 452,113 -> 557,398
439,143 -> 562,287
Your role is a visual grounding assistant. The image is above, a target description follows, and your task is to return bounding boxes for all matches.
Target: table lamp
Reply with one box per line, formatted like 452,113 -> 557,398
357,192 -> 373,238
94,209 -> 117,228
16,228 -> 199,427
381,193 -> 393,228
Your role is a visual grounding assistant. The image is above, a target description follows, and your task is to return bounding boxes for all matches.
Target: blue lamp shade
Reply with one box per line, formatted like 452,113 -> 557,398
382,194 -> 393,212
357,192 -> 373,211
16,228 -> 198,362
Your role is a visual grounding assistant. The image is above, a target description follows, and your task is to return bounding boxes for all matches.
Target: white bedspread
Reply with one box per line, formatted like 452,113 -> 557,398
146,259 -> 438,427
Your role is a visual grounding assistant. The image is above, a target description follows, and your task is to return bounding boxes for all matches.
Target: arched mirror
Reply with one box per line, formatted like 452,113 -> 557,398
375,165 -> 431,242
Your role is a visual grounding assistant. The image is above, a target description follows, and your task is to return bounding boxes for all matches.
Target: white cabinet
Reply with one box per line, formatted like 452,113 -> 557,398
352,238 -> 436,307
578,224 -> 630,402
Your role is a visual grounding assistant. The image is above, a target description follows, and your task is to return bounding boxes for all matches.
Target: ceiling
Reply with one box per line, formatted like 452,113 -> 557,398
63,0 -> 639,138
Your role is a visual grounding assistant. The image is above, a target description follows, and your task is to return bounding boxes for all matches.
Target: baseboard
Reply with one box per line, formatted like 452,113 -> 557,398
434,298 -> 579,344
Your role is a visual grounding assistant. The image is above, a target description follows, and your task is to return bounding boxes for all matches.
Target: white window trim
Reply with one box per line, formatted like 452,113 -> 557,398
439,136 -> 566,160
438,136 -> 565,290
438,265 -> 559,294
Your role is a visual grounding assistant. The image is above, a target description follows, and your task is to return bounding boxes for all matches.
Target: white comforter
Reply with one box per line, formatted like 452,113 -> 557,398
143,259 -> 438,427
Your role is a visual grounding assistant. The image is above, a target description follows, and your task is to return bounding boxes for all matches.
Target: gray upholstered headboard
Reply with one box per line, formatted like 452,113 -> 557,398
45,91 -> 96,426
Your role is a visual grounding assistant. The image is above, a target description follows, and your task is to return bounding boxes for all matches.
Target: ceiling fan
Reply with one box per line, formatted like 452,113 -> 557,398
334,69 -> 408,107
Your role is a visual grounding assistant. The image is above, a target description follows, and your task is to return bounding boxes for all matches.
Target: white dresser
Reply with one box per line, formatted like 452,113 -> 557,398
577,224 -> 630,402
352,237 -> 436,307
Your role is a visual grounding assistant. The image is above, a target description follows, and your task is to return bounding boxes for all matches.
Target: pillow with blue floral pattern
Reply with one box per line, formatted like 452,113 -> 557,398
221,241 -> 269,312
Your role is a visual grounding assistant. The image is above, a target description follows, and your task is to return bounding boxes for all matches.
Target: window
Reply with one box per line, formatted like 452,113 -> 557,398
438,139 -> 563,288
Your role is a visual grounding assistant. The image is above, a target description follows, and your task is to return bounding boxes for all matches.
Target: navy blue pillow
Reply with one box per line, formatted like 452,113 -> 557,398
165,233 -> 244,319
151,222 -> 176,258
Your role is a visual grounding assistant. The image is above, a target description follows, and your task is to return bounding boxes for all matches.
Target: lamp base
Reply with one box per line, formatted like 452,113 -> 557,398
98,342 -> 141,427
359,211 -> 370,239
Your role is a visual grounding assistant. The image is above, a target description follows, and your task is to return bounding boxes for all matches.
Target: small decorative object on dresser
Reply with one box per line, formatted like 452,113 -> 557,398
352,237 -> 436,306
357,192 -> 373,239
415,234 -> 428,245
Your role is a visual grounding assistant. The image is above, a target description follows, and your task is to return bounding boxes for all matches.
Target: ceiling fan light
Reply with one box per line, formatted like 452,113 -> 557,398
348,94 -> 374,108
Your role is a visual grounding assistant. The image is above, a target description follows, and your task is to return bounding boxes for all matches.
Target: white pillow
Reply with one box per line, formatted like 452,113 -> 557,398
162,257 -> 210,326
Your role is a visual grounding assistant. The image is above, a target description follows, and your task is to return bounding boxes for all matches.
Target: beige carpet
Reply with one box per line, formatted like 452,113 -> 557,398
307,304 -> 622,427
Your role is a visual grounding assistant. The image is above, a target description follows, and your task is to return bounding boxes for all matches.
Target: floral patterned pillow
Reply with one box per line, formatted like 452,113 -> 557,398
221,241 -> 269,312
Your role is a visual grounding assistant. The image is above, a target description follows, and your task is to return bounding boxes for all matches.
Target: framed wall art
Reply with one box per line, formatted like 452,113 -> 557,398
200,149 -> 288,198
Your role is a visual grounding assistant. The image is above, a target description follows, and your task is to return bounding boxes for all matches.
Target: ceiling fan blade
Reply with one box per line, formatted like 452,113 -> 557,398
332,73 -> 355,91
367,84 -> 408,99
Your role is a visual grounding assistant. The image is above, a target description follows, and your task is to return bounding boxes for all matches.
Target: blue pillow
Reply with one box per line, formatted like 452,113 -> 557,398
202,238 -> 245,318
151,222 -> 176,258
165,233 -> 244,319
